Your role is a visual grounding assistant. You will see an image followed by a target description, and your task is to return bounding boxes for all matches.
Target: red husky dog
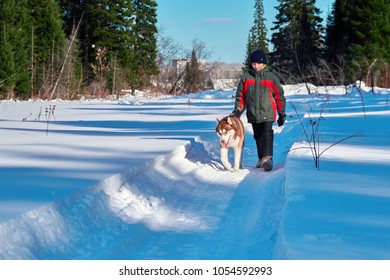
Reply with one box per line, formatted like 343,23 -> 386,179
215,116 -> 245,172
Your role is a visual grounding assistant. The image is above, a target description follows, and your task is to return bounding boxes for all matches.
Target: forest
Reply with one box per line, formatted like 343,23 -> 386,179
0,0 -> 389,100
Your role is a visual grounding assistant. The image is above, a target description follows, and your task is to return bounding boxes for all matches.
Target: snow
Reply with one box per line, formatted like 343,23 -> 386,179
0,83 -> 389,260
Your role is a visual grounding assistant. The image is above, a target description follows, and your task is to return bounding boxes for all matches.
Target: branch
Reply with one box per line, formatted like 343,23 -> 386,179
318,131 -> 364,158
50,13 -> 84,100
291,102 -> 317,166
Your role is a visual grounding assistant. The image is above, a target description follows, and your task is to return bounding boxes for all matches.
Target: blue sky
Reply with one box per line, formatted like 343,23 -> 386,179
157,0 -> 334,63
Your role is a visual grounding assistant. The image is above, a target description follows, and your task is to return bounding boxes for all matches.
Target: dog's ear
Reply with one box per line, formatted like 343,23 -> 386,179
216,118 -> 220,125
226,116 -> 237,129
227,116 -> 233,125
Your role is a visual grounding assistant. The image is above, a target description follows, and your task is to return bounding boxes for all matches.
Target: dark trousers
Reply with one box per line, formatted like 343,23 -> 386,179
252,121 -> 274,159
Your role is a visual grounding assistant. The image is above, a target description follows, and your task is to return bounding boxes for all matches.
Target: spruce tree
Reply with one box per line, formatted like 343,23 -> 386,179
59,0 -> 158,93
0,0 -> 30,98
271,0 -> 323,83
244,0 -> 268,69
58,0 -> 89,70
324,0 -> 351,63
183,50 -> 204,93
127,0 -> 159,93
88,0 -> 135,94
28,0 -> 65,96
348,0 -> 390,64
325,0 -> 390,84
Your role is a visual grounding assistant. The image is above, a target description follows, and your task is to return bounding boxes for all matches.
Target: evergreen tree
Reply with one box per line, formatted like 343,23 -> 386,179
348,0 -> 390,64
59,0 -> 126,81
324,0 -> 351,62
325,0 -> 390,84
183,50 -> 204,93
88,0 -> 135,94
0,0 -> 30,98
59,0 -> 158,93
127,0 -> 159,93
270,0 -> 323,82
58,0 -> 90,74
86,0 -> 135,62
244,0 -> 268,69
28,0 -> 65,96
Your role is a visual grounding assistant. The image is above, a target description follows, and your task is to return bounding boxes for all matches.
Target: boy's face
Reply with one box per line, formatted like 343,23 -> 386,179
251,62 -> 266,72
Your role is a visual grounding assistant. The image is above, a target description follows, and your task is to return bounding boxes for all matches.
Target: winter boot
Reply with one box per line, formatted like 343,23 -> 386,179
256,158 -> 262,168
261,156 -> 273,171
255,140 -> 264,169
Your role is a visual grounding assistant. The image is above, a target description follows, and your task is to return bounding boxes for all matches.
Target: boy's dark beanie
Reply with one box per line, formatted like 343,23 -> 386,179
250,50 -> 267,64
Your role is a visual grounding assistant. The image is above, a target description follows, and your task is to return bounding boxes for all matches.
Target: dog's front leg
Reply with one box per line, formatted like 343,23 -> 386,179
233,146 -> 242,172
220,147 -> 232,171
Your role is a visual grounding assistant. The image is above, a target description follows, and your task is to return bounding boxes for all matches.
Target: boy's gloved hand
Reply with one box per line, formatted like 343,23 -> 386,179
229,109 -> 241,118
277,112 -> 286,126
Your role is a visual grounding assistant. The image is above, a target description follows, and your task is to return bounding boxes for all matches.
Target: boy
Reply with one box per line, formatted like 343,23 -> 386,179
231,49 -> 286,171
